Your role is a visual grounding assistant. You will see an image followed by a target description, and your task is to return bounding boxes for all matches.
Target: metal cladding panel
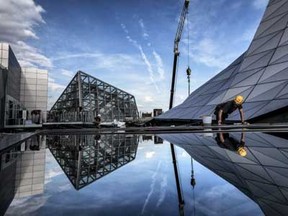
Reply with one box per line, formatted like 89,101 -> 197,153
158,132 -> 288,216
157,0 -> 288,121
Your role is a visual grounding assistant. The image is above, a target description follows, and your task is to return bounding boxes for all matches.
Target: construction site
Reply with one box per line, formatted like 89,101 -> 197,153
1,0 -> 288,215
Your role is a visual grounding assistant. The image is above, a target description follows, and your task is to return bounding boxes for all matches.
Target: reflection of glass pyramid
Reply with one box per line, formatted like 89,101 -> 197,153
158,0 -> 288,122
47,134 -> 139,190
159,132 -> 288,216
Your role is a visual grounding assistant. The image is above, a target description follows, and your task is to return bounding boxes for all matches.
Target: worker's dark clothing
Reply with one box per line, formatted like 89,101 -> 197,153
214,100 -> 242,122
215,133 -> 245,151
94,116 -> 101,128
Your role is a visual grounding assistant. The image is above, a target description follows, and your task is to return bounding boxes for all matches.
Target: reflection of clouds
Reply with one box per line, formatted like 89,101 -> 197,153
180,150 -> 189,158
58,183 -> 72,192
45,149 -> 63,184
141,161 -> 161,214
141,161 -> 169,214
157,175 -> 167,207
195,184 -> 253,216
145,151 -> 155,158
6,195 -> 50,216
45,167 -> 63,184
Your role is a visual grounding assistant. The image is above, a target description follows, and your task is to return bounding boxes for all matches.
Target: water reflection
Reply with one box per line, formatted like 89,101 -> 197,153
160,132 -> 288,216
0,135 -> 46,215
46,134 -> 139,190
215,132 -> 246,157
2,131 -> 288,215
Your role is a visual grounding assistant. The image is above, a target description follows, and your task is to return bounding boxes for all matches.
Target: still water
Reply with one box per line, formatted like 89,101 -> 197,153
1,131 -> 288,216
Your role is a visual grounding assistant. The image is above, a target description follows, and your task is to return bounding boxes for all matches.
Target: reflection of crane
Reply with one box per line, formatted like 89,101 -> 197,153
169,0 -> 190,109
168,0 -> 190,214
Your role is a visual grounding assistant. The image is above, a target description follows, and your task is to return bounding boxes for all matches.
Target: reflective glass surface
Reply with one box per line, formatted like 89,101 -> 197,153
2,131 -> 288,216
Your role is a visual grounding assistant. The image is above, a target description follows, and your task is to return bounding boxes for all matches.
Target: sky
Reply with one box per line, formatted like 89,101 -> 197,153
0,0 -> 269,113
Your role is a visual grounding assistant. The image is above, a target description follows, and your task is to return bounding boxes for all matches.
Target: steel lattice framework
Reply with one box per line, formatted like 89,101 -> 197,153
49,71 -> 139,122
47,134 -> 139,190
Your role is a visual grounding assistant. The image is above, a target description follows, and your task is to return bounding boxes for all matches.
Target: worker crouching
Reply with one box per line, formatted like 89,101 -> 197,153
214,95 -> 248,125
94,114 -> 101,128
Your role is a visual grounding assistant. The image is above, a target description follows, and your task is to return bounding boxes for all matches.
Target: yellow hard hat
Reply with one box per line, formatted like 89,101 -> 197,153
234,95 -> 244,105
237,147 -> 247,157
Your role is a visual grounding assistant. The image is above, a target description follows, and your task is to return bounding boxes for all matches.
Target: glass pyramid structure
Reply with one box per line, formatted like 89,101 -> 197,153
157,0 -> 288,122
159,132 -> 288,216
49,71 -> 139,122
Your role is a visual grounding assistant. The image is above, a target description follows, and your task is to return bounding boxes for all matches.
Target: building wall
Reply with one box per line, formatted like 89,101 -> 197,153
0,43 -> 49,127
0,43 -> 23,127
21,68 -> 48,123
0,43 -> 21,101
0,66 -> 8,129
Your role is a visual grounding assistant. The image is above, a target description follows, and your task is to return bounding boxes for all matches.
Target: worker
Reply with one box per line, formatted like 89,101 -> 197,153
94,114 -> 101,128
215,132 -> 247,157
214,95 -> 247,125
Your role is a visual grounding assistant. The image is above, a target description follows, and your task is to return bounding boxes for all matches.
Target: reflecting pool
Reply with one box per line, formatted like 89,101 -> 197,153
1,131 -> 288,216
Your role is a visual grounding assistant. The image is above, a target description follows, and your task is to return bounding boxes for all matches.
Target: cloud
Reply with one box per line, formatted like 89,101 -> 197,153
252,0 -> 269,10
48,77 -> 66,92
0,0 -> 51,68
52,52 -> 142,71
47,77 -> 66,109
0,0 -> 45,42
139,19 -> 149,39
120,21 -> 166,93
60,69 -> 74,78
144,96 -> 154,102
191,38 -> 231,69
152,50 -> 165,80
138,45 -> 160,92
12,41 -> 53,68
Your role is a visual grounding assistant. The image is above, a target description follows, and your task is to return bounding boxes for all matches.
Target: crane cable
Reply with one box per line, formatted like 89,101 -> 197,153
186,11 -> 191,96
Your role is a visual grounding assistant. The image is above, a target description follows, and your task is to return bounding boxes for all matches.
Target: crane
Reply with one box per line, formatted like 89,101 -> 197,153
169,0 -> 190,109
168,0 -> 190,214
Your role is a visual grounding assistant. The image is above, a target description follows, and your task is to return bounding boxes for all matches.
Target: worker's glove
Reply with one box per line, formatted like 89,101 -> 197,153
242,121 -> 249,125
218,121 -> 222,126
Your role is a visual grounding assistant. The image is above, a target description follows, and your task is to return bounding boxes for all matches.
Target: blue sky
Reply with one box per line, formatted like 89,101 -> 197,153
0,0 -> 268,112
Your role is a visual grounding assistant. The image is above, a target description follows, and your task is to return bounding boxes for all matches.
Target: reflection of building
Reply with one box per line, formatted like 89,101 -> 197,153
47,134 -> 139,190
142,135 -> 153,141
142,112 -> 152,118
154,136 -> 163,144
0,144 -> 18,216
48,71 -> 139,123
0,43 -> 48,129
0,134 -> 46,215
15,135 -> 46,197
160,132 -> 288,216
157,0 -> 288,123
153,109 -> 162,117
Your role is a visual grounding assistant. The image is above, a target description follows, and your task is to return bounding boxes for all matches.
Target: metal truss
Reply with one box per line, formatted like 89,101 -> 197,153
47,133 -> 139,190
49,71 -> 139,122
